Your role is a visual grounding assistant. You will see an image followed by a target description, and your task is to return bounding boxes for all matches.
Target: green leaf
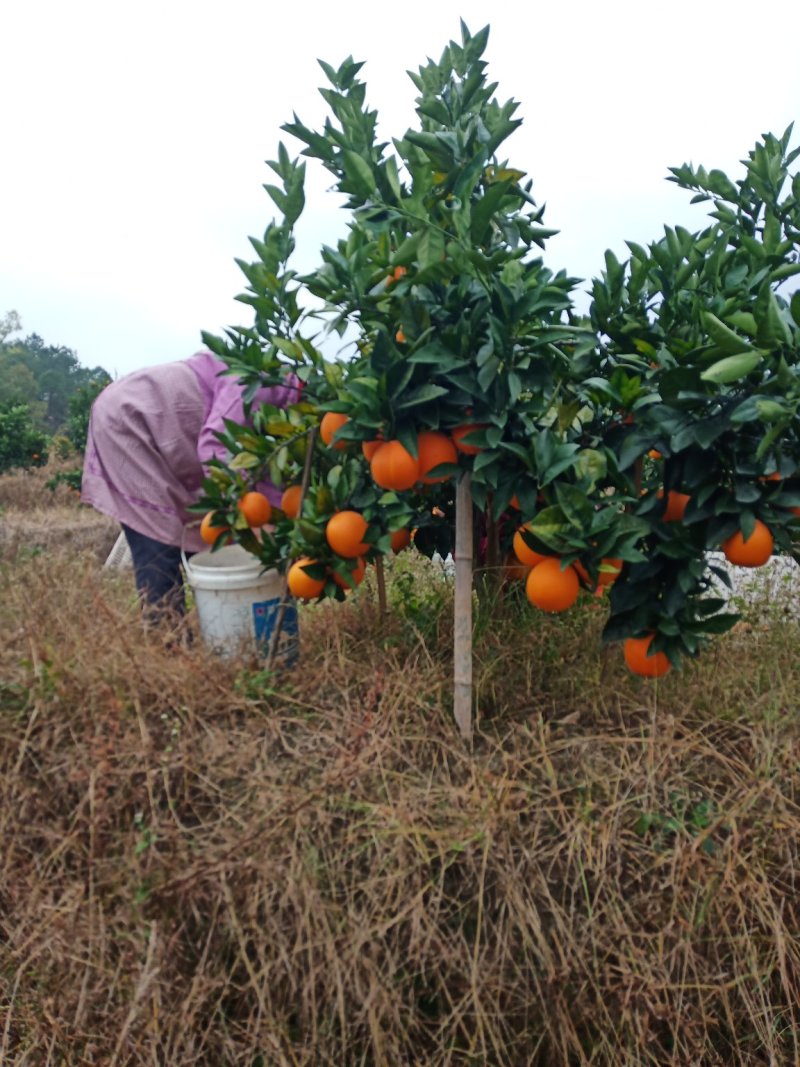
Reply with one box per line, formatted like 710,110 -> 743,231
229,451 -> 261,470
394,383 -> 450,410
342,150 -> 377,196
528,505 -> 568,550
700,351 -> 762,384
702,312 -> 756,354
574,448 -> 607,488
554,483 -> 593,529
418,227 -> 446,269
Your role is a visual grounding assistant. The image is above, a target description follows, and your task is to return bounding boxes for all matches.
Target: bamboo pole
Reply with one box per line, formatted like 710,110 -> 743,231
453,471 -> 474,742
266,426 -> 317,670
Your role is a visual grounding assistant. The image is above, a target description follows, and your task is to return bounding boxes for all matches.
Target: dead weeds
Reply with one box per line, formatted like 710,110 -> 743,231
0,474 -> 799,1064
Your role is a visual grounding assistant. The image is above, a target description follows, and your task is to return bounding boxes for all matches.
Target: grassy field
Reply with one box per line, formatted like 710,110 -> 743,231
1,462 -> 799,1065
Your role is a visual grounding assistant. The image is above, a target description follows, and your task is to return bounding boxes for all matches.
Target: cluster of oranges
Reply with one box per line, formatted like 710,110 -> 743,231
287,512 -> 411,600
203,408 -> 791,681
199,490 -> 273,545
510,524 -> 622,614
320,412 -> 484,491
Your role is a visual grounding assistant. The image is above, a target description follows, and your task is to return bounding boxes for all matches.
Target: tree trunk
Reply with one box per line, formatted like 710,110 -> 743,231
453,471 -> 474,742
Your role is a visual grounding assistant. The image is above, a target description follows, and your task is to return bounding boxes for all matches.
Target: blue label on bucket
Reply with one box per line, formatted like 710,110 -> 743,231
252,597 -> 299,667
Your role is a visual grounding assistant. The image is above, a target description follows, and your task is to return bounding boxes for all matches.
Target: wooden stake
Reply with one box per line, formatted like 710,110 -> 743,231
266,426 -> 317,670
453,471 -> 474,742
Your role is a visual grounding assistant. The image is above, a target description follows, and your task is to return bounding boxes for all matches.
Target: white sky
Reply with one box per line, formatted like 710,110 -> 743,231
3,0 -> 799,377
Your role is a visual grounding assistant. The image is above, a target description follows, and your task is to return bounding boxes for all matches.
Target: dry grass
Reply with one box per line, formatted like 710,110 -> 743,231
0,459 -> 118,562
1,464 -> 799,1065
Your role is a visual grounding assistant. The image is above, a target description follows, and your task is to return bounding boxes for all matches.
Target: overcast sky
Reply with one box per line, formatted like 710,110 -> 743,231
3,0 -> 799,378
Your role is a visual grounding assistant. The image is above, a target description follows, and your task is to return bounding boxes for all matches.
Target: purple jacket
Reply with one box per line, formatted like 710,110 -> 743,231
81,351 -> 301,552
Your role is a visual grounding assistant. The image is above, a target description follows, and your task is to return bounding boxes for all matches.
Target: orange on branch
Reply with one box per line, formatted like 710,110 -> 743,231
370,440 -> 420,491
451,423 -> 486,455
326,510 -> 370,558
238,491 -> 272,528
332,556 -> 367,591
320,411 -> 349,450
417,430 -> 458,484
287,558 -> 325,600
512,526 -> 551,568
362,438 -> 384,462
525,558 -> 580,613
658,489 -> 690,522
390,528 -> 412,553
722,519 -> 773,568
597,558 -> 623,586
280,484 -> 303,519
200,511 -> 228,545
624,634 -> 671,678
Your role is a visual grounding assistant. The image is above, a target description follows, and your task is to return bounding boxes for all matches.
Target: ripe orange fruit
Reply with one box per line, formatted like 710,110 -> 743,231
287,557 -> 325,600
238,491 -> 272,528
451,424 -> 485,455
648,449 -> 663,460
362,439 -> 384,461
659,489 -> 690,522
417,430 -> 458,484
525,558 -> 580,613
386,265 -> 407,286
509,494 -> 521,510
332,556 -> 367,590
320,411 -> 349,450
326,511 -> 370,558
200,511 -> 228,545
597,558 -> 623,586
623,634 -> 671,678
722,519 -> 774,567
395,329 -> 406,344
513,526 -> 551,568
370,440 -> 420,491
390,528 -> 411,553
280,484 -> 303,519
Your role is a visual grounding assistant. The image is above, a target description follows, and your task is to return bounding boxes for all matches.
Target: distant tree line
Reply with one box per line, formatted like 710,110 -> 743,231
0,310 -> 112,474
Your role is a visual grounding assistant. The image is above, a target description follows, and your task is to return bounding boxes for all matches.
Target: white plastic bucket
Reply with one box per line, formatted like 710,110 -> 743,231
182,543 -> 299,666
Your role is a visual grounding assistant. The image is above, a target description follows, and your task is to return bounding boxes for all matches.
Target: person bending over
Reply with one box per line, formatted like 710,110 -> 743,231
81,349 -> 299,616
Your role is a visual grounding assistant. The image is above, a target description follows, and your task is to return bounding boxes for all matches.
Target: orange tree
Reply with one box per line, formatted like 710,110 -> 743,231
194,22 -> 799,702
585,126 -> 800,659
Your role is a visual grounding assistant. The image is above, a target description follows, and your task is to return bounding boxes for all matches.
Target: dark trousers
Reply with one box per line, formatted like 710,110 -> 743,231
121,524 -> 194,617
